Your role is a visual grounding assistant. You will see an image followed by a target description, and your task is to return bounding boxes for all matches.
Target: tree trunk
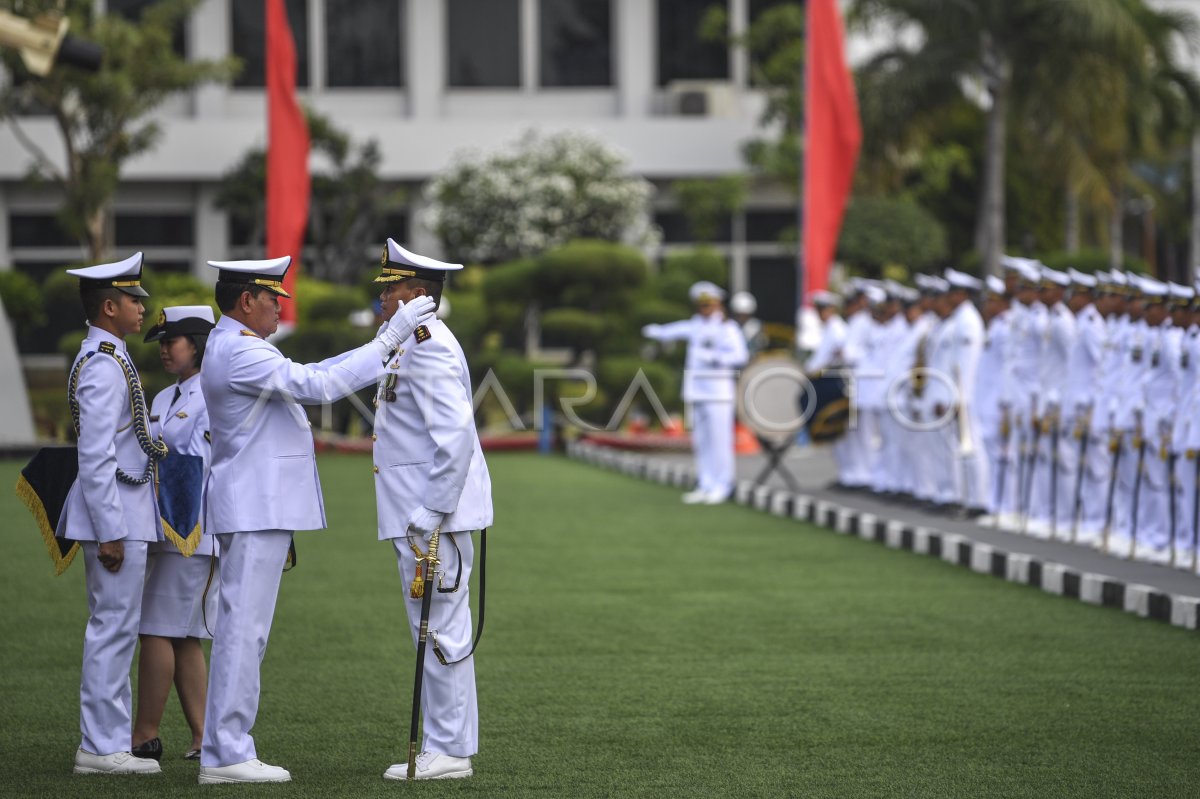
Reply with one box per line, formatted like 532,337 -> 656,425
975,37 -> 1010,277
86,206 -> 109,264
1109,186 -> 1123,271
1064,187 -> 1080,254
1191,131 -> 1200,282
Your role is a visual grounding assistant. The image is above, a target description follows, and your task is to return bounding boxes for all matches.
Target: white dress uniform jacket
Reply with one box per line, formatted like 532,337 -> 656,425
201,314 -> 383,534
648,314 -> 749,402
805,313 -> 847,372
57,326 -> 162,544
373,317 -> 493,537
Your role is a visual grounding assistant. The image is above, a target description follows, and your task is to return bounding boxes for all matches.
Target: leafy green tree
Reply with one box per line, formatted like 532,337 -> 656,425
850,0 -> 1199,274
0,0 -> 237,261
671,176 -> 747,243
216,107 -> 405,283
837,196 -> 948,275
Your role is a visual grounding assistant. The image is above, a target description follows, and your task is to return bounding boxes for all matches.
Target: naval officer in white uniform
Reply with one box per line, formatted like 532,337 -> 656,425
642,282 -> 749,503
370,241 -> 493,781
198,257 -> 435,784
132,305 -> 218,763
58,253 -> 165,775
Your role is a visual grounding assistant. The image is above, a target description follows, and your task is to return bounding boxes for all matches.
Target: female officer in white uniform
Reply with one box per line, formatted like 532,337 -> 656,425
131,306 -> 218,762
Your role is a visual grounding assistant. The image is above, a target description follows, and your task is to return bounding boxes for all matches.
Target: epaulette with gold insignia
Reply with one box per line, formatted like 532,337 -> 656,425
414,325 -> 431,344
240,329 -> 260,337
98,341 -> 116,355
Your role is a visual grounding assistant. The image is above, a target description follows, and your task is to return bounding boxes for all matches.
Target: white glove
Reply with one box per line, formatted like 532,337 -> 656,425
374,296 -> 436,356
407,506 -> 445,538
642,323 -> 663,339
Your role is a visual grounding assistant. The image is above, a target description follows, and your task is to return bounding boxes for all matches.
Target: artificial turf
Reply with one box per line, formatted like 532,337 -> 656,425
1,452 -> 1197,798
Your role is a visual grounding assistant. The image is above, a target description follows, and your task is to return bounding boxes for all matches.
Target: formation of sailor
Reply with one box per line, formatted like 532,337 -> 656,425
811,261 -> 1200,573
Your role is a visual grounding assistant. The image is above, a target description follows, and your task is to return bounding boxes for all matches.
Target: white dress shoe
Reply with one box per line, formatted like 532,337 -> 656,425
384,752 -> 473,781
700,490 -> 729,505
73,748 -> 161,775
681,489 -> 708,504
198,759 -> 291,784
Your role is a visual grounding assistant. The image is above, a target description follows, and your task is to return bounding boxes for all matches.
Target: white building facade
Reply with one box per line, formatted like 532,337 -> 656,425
0,0 -> 810,332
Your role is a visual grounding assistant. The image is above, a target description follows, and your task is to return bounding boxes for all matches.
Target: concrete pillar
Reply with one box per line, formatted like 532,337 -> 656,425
617,0 -> 655,117
407,0 -> 442,118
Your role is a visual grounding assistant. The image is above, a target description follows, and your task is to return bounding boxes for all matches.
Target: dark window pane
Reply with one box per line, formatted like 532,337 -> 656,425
108,0 -> 188,58
376,211 -> 409,242
539,0 -> 611,87
232,0 -> 310,88
115,214 -> 194,247
749,255 -> 797,324
657,0 -> 728,86
448,0 -> 520,87
745,209 -> 795,242
10,214 -> 75,248
749,0 -> 798,19
326,0 -> 404,87
654,211 -> 732,243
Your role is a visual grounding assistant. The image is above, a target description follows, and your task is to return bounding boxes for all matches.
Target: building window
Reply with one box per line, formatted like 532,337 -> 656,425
745,210 -> 795,243
325,0 -> 404,87
657,0 -> 728,86
654,211 -> 733,244
447,0 -> 521,87
539,0 -> 611,87
749,255 -> 796,324
114,214 -> 195,248
231,0 -> 310,88
9,214 -> 75,248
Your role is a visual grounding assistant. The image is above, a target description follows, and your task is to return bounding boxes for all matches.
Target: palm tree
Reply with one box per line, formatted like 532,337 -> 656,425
850,0 -> 1200,274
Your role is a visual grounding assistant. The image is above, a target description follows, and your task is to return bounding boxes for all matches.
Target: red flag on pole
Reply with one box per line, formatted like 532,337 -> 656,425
803,0 -> 861,297
266,0 -> 309,328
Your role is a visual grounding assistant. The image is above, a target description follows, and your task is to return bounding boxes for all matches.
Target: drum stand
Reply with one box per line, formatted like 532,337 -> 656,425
751,434 -> 801,492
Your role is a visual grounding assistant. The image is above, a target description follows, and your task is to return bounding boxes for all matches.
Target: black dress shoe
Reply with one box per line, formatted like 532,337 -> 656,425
184,748 -> 201,761
132,737 -> 162,761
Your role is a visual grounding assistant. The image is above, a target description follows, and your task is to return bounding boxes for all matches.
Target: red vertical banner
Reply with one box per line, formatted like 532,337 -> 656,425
804,0 -> 861,296
266,0 -> 310,327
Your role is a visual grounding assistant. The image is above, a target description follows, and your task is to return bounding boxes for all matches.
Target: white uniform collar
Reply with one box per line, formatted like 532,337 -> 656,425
85,324 -> 128,353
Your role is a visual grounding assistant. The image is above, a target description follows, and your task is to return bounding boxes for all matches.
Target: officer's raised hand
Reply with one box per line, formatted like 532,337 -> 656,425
375,296 -> 436,355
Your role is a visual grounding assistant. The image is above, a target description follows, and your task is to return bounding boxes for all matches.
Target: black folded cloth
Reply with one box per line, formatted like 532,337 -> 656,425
132,737 -> 162,761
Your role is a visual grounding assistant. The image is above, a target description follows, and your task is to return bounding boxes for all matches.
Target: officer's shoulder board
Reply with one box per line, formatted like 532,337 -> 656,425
414,325 -> 431,344
240,329 -> 260,338
98,341 -> 116,355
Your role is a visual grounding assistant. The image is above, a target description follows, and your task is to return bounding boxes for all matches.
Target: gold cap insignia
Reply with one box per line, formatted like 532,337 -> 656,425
157,310 -> 166,326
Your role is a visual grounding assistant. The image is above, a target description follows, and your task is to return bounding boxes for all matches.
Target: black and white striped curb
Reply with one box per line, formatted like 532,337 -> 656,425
567,439 -> 1200,632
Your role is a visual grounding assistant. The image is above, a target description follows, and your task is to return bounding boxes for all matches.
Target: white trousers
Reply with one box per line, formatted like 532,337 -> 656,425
1110,432 -> 1140,552
690,400 -> 735,497
1135,453 -> 1172,555
79,541 -> 148,755
394,534 -> 478,757
201,530 -> 291,767
1075,431 -> 1112,544
1174,455 -> 1199,563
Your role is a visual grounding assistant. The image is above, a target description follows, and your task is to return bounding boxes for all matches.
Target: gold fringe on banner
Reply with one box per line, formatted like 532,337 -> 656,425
14,475 -> 79,576
162,518 -> 202,557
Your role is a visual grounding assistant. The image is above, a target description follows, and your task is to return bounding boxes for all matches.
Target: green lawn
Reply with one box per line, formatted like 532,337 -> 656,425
1,452 -> 1197,798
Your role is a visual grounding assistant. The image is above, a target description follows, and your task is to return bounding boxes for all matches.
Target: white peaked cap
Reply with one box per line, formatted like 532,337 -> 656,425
985,275 -> 1005,295
164,305 -> 215,324
810,289 -> 842,307
729,291 -> 757,314
381,236 -> 460,271
1040,267 -> 1071,287
207,256 -> 293,297
944,268 -> 983,291
67,252 -> 148,297
689,281 -> 726,303
1067,269 -> 1096,288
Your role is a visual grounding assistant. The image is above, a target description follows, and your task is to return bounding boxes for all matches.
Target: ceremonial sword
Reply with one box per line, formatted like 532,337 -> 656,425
1101,427 -> 1122,554
1048,407 -> 1061,538
1129,414 -> 1146,560
407,525 -> 442,780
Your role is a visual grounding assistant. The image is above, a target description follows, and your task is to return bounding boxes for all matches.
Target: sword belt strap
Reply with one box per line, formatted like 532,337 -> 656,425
432,528 -> 487,667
